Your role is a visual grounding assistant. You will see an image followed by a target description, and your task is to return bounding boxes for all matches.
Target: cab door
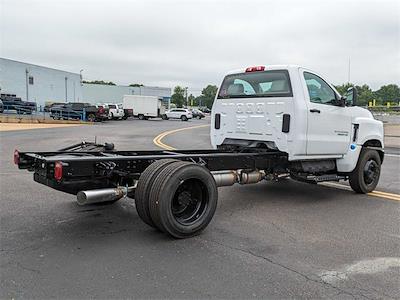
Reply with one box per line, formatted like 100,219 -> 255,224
302,71 -> 352,155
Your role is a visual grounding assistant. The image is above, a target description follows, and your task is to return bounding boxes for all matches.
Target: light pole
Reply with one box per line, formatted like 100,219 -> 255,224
80,69 -> 84,86
65,76 -> 68,102
25,68 -> 29,101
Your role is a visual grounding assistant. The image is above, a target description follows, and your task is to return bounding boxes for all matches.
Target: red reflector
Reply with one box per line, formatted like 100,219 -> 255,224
13,149 -> 20,165
245,66 -> 265,72
54,161 -> 63,181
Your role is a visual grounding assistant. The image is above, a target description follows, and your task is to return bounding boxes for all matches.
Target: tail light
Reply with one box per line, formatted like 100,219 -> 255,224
13,149 -> 20,165
54,161 -> 63,181
245,66 -> 265,72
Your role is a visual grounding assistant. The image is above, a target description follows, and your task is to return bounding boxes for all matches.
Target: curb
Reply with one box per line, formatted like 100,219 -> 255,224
0,116 -> 93,125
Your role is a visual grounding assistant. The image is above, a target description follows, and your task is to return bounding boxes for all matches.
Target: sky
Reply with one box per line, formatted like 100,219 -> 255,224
1,0 -> 399,95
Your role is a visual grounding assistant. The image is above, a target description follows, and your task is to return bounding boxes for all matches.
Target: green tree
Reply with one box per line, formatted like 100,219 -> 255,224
373,84 -> 400,105
82,80 -> 116,85
335,83 -> 374,106
194,95 -> 206,107
200,85 -> 218,108
171,86 -> 185,108
334,83 -> 354,95
354,84 -> 374,106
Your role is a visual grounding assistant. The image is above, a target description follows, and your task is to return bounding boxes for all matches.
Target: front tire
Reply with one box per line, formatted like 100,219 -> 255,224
181,115 -> 188,121
138,114 -> 145,120
349,149 -> 381,193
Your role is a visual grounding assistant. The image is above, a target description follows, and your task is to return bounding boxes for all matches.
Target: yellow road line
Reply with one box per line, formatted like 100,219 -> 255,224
322,182 -> 400,202
153,125 -> 400,202
153,124 -> 210,151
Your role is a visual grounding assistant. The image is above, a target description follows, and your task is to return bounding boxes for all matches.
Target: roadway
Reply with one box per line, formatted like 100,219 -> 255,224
1,118 -> 399,299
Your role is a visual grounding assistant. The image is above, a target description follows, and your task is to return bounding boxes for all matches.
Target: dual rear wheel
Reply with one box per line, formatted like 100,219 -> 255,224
134,159 -> 218,238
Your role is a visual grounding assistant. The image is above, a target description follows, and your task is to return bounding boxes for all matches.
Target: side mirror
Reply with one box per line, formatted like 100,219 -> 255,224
344,87 -> 357,106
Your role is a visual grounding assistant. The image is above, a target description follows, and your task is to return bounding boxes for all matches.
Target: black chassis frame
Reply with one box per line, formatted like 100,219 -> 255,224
17,142 -> 288,195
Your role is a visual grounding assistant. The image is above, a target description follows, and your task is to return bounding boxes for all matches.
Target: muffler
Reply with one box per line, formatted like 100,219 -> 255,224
77,186 -> 129,205
212,170 -> 265,187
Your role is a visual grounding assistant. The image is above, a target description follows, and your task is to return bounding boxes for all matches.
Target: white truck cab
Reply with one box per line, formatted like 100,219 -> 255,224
211,65 -> 384,193
104,103 -> 124,120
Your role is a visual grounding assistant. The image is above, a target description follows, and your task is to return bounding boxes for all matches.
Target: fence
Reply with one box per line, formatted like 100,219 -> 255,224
1,104 -> 86,121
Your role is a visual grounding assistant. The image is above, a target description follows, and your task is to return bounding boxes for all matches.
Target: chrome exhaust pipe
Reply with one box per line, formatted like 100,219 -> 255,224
77,186 -> 132,205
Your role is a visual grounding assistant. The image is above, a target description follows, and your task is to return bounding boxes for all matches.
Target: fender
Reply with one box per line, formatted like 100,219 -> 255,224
353,117 -> 384,147
336,117 -> 384,173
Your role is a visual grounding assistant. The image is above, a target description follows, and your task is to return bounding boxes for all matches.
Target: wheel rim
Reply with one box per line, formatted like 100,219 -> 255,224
363,159 -> 379,185
171,178 -> 209,225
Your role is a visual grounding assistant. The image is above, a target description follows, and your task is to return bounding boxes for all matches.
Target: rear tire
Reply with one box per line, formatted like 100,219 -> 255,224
162,114 -> 168,120
181,115 -> 188,121
138,114 -> 145,120
148,161 -> 218,238
135,159 -> 179,228
349,149 -> 381,193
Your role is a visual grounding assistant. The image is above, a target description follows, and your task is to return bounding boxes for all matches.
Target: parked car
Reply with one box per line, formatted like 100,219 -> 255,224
191,108 -> 205,119
0,100 -> 3,113
0,94 -> 36,114
44,102 -> 65,112
199,107 -> 211,113
164,108 -> 193,121
95,104 -> 109,121
104,103 -> 124,120
50,102 -> 107,122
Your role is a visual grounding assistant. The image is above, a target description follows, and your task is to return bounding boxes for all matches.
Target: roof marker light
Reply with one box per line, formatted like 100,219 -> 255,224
245,66 -> 265,72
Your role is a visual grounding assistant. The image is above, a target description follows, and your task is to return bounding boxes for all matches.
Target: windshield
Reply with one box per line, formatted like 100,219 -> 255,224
109,104 -> 116,109
218,70 -> 292,99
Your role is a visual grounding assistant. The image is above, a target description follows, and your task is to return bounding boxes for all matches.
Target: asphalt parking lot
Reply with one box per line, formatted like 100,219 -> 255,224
1,118 -> 399,299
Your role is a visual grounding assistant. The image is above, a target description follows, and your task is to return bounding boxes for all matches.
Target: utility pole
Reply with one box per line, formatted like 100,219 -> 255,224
185,87 -> 188,107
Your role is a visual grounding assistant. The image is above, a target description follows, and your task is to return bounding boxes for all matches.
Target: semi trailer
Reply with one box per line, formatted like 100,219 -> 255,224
15,65 -> 384,238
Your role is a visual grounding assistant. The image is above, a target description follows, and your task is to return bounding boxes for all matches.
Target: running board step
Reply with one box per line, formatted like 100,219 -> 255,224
306,174 -> 346,183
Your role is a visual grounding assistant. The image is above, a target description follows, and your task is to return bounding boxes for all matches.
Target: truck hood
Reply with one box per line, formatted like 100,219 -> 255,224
350,106 -> 374,121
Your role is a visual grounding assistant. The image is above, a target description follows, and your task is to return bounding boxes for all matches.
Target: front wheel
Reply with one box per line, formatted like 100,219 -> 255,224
181,115 -> 188,121
138,114 -> 145,120
162,114 -> 168,120
349,149 -> 381,193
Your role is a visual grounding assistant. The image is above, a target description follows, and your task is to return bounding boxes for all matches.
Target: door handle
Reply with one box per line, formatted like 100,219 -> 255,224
310,109 -> 321,113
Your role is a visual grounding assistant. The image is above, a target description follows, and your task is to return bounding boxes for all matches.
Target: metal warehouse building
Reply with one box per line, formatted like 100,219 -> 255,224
0,58 -> 83,108
82,84 -> 171,104
0,58 -> 171,109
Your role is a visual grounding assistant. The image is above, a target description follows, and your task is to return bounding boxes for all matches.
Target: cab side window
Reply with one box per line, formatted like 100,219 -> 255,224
304,72 -> 337,105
